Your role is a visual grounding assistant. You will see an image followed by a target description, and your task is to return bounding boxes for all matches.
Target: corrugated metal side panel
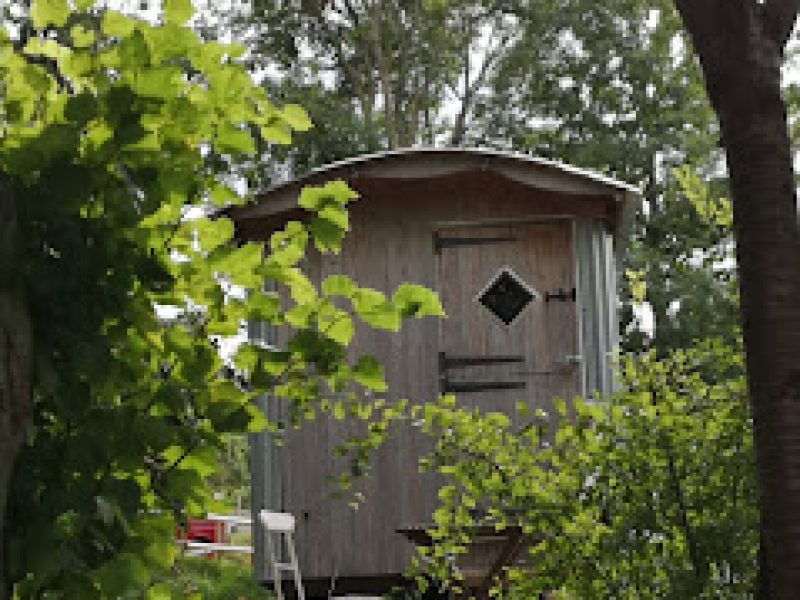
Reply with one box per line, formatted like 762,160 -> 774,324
575,220 -> 617,399
573,221 -> 590,399
248,283 -> 283,582
603,229 -> 620,393
576,221 -> 599,397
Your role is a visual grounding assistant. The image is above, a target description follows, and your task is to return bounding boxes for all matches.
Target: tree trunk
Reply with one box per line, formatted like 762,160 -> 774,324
675,2 -> 800,597
0,177 -> 33,599
367,2 -> 398,149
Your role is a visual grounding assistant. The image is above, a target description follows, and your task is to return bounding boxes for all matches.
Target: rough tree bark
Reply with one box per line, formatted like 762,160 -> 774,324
0,177 -> 33,600
674,1 -> 800,597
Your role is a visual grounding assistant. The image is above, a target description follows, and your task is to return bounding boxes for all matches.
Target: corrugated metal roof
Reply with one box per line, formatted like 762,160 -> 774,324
229,147 -> 642,229
263,146 -> 641,195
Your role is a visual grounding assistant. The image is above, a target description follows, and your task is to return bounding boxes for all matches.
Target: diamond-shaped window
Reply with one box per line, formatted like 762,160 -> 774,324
477,268 -> 537,325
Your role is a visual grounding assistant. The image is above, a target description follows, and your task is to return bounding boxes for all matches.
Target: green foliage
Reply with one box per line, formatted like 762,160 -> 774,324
1,2 -> 441,597
623,165 -> 738,352
414,339 -> 756,598
154,558 -> 270,600
205,435 -> 251,511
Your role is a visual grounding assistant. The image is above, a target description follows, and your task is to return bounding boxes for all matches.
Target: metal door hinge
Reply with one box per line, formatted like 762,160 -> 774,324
439,352 -> 525,370
442,380 -> 527,394
438,352 -> 527,394
434,232 -> 517,254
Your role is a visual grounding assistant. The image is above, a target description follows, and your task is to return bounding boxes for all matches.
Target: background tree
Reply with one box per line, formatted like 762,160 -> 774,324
672,2 -> 800,597
208,0 -> 518,169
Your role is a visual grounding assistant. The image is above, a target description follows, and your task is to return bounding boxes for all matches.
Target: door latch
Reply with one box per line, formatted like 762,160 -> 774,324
545,287 -> 576,302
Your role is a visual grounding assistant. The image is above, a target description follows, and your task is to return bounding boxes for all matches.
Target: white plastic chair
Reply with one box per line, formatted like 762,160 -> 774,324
259,510 -> 305,600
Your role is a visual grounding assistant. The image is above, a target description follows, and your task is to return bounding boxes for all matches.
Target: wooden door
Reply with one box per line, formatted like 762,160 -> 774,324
435,221 -> 580,420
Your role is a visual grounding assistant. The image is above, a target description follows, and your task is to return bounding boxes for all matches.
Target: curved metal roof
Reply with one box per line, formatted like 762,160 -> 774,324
283,146 -> 637,191
233,147 -> 641,225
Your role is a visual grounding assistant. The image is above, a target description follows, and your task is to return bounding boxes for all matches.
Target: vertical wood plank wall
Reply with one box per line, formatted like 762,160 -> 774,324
246,171 -> 618,581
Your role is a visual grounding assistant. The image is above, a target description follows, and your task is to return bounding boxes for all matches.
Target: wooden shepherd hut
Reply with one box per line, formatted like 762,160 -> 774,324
231,148 -> 640,596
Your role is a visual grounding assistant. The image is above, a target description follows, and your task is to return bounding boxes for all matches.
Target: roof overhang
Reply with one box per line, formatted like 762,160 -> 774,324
231,147 -> 642,256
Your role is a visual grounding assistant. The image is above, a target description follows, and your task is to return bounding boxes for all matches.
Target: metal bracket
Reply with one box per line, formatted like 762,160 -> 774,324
439,352 -> 527,394
545,287 -> 576,302
439,352 -> 525,370
434,232 -> 517,254
442,380 -> 527,394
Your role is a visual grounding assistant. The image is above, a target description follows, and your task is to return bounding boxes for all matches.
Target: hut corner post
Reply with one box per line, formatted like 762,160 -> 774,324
0,177 -> 33,600
249,300 -> 282,584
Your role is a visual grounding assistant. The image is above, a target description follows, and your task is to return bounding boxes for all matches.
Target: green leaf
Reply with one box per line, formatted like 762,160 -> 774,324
353,356 -> 387,391
102,11 -> 136,38
163,0 -> 194,25
74,0 -> 95,9
318,204 -> 349,230
318,304 -> 354,346
322,275 -> 357,298
261,351 -> 290,376
268,221 -> 308,266
393,284 -> 444,318
65,93 -> 98,125
206,316 -> 241,336
23,38 -> 66,59
135,67 -> 181,99
216,126 -> 256,155
299,180 -> 358,211
241,402 -> 269,432
70,24 -> 95,47
284,303 -> 314,328
282,104 -> 313,131
219,243 -> 264,287
209,183 -> 241,207
308,216 -> 346,253
233,345 -> 259,372
352,289 -> 400,331
285,269 -> 317,304
194,217 -> 234,253
245,292 -> 280,323
332,401 -> 345,420
260,123 -> 292,144
31,0 -> 70,28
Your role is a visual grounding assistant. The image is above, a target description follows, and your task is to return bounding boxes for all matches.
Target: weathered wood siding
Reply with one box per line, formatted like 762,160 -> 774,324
244,170 -> 618,580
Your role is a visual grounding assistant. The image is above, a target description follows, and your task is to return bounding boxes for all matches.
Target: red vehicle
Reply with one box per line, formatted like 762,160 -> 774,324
176,518 -> 226,558
185,518 -> 225,544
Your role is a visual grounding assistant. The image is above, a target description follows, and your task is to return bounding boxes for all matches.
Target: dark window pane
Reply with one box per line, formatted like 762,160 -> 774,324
478,268 -> 535,325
